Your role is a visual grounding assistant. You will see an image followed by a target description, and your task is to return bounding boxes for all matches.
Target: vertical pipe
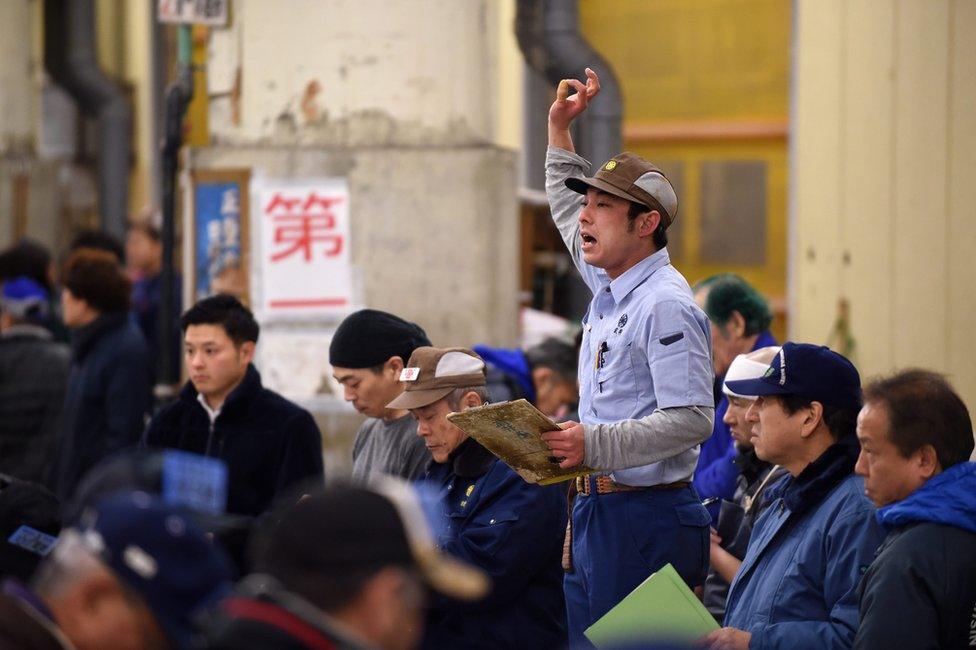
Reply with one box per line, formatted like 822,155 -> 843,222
156,24 -> 194,401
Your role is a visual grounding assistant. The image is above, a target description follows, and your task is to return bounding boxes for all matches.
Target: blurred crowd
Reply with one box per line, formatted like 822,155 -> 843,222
0,70 -> 972,650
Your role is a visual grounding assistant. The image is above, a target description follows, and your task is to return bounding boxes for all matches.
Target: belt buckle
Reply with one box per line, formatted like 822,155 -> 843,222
576,475 -> 590,495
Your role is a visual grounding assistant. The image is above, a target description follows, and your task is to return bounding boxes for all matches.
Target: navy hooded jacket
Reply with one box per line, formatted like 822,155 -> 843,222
421,438 -> 567,649
854,461 -> 976,650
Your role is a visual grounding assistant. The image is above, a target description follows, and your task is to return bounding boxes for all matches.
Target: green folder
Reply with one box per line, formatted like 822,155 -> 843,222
584,563 -> 719,647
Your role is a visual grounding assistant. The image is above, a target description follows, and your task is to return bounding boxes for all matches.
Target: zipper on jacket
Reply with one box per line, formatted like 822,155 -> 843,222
204,420 -> 216,457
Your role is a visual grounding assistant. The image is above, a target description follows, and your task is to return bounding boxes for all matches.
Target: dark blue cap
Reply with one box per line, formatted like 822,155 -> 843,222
724,342 -> 862,409
0,276 -> 48,321
75,492 -> 235,649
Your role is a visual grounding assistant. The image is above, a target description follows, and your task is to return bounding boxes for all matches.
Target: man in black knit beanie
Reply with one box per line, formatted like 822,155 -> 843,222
330,309 -> 432,480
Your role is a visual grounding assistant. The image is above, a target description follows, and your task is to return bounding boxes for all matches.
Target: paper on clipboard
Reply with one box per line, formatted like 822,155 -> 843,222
446,399 -> 593,485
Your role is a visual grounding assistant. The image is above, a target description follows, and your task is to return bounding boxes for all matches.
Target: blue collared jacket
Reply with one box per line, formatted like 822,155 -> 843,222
724,437 -> 885,649
421,438 -> 568,649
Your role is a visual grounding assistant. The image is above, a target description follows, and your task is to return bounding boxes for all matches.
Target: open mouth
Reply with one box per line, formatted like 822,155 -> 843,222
581,233 -> 597,250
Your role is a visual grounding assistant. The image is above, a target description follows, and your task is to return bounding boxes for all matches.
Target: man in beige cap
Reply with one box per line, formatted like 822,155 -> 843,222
543,68 -> 715,645
387,346 -> 568,649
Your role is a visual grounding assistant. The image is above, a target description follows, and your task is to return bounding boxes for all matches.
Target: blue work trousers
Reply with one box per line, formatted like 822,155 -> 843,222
564,481 -> 710,648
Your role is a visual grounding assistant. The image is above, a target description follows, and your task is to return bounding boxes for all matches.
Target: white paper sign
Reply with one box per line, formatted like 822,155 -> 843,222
158,0 -> 228,26
258,179 -> 352,318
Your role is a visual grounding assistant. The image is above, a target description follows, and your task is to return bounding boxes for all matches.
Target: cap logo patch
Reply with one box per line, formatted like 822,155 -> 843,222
82,529 -> 105,554
779,349 -> 787,386
604,160 -> 618,171
400,368 -> 420,382
123,545 -> 158,580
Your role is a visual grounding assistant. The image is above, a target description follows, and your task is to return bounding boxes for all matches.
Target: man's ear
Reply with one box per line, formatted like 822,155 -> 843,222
636,209 -> 661,238
74,571 -> 120,615
386,356 -> 405,377
915,444 -> 941,479
799,401 -> 824,439
460,390 -> 484,411
239,340 -> 256,364
728,310 -> 746,338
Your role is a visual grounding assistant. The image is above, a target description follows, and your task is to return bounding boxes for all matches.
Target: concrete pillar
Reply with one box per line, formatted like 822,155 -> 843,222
192,0 -> 520,461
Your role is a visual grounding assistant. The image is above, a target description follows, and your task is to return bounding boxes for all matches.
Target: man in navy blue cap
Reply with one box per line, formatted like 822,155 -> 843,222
0,491 -> 234,650
702,343 -> 885,650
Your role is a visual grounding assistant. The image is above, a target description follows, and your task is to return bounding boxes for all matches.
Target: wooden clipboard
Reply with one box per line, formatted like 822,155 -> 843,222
446,399 -> 593,485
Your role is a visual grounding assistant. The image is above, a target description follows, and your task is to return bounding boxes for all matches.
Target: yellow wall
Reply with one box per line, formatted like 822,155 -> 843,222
792,0 -> 976,413
580,0 -> 790,123
580,0 -> 791,339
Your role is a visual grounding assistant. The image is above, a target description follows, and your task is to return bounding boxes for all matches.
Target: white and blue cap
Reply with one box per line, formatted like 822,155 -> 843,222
74,491 -> 235,649
722,347 -> 782,399
724,342 -> 862,410
0,277 -> 49,321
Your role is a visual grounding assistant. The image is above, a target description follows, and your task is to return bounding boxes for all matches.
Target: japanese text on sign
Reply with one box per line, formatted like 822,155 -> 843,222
265,192 -> 345,262
258,179 -> 353,317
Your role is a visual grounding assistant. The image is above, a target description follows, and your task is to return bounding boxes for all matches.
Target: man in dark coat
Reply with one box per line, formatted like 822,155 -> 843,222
853,370 -> 976,650
144,294 -> 324,517
388,346 -> 568,650
0,277 -> 70,486
205,480 -> 488,650
53,249 -> 151,500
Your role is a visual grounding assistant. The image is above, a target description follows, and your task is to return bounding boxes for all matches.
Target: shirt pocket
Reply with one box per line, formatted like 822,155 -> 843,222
458,510 -> 520,558
593,341 -> 638,413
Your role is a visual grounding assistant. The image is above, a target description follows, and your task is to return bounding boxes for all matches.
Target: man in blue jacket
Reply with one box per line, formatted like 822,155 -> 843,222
388,346 -> 568,649
853,369 -> 976,650
144,294 -> 324,517
473,337 -> 579,418
703,343 -> 885,650
693,273 -> 777,521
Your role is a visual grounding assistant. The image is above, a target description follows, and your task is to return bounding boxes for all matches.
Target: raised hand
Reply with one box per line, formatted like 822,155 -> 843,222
548,67 -> 601,131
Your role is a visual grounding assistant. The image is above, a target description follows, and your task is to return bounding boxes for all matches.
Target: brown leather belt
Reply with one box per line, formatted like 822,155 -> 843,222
575,475 -> 690,496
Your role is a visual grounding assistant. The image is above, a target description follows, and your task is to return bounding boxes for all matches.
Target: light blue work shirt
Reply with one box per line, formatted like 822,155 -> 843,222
545,146 -> 714,486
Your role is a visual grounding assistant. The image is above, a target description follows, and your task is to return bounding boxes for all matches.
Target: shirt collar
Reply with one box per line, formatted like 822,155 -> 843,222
196,393 -> 222,425
604,246 -> 671,304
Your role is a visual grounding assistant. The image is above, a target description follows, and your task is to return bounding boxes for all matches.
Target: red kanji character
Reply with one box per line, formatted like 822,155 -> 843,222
267,192 -> 345,262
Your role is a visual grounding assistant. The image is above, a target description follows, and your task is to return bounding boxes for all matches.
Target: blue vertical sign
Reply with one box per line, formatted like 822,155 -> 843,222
194,181 -> 242,300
